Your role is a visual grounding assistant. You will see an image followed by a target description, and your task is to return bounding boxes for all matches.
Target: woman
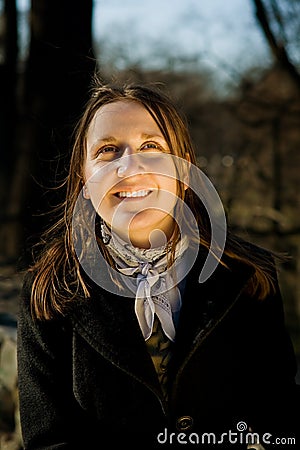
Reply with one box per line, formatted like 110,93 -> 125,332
17,80 -> 299,449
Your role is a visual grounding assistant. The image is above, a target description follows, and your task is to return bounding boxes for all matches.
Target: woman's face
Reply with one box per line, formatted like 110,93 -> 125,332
84,100 -> 182,248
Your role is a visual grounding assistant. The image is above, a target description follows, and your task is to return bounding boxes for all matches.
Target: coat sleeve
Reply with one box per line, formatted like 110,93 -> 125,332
17,274 -> 90,450
246,262 -> 300,444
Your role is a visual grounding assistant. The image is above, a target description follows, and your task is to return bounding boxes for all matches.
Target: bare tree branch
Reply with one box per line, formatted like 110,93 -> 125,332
253,0 -> 300,90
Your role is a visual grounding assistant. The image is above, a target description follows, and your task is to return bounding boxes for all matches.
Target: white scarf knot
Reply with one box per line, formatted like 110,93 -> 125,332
119,262 -> 179,341
102,224 -> 188,342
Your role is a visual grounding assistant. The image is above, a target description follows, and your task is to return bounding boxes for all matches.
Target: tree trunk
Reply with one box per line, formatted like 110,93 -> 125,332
0,0 -> 18,203
5,0 -> 96,265
0,0 -> 19,263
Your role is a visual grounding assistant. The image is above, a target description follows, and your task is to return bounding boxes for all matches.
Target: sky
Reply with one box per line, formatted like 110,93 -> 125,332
92,0 -> 272,80
16,0 -> 273,91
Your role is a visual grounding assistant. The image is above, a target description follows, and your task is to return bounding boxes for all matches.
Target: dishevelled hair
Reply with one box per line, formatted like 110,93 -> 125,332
28,78 -> 282,320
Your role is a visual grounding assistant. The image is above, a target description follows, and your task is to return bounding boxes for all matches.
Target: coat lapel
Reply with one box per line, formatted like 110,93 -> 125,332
70,284 -> 161,393
171,253 -> 255,372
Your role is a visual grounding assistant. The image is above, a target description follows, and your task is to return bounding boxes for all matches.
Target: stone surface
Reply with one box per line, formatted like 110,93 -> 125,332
0,264 -> 23,449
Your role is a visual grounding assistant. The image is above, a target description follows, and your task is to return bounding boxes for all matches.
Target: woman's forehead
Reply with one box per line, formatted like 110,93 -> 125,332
87,100 -> 164,139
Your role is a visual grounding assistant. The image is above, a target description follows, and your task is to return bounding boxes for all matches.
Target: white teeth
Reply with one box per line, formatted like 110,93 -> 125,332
117,190 -> 151,198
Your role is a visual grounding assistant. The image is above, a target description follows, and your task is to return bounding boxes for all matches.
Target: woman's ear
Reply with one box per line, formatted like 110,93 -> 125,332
183,153 -> 191,191
83,184 -> 90,199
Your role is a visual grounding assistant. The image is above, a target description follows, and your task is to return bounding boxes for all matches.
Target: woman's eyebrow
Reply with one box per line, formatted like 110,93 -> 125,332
89,136 -> 117,157
140,133 -> 165,140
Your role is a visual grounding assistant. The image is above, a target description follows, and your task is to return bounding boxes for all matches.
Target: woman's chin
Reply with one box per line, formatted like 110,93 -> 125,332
110,212 -> 173,248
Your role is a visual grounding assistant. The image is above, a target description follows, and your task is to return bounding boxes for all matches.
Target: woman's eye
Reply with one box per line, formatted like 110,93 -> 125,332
101,146 -> 118,154
141,142 -> 162,151
96,146 -> 119,160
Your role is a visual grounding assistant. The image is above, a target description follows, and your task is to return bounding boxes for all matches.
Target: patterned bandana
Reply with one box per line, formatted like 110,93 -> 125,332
101,222 -> 188,342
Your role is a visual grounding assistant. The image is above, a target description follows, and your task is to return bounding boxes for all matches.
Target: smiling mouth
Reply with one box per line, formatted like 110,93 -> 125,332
115,189 -> 153,199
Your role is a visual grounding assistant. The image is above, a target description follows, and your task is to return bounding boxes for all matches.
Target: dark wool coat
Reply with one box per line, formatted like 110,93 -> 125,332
17,245 -> 300,450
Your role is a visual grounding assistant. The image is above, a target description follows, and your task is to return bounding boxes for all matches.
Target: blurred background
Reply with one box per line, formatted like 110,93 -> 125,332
0,0 -> 299,447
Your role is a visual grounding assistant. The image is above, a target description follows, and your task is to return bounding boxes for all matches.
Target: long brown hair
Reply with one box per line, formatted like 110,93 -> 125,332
28,78 -> 280,320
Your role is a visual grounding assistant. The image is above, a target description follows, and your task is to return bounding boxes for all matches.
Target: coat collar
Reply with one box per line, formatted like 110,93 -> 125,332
179,250 -> 254,336
69,250 -> 254,397
170,251 -> 255,372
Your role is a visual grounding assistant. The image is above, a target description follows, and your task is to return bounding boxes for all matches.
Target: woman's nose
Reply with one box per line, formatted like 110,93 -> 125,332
117,149 -> 145,177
